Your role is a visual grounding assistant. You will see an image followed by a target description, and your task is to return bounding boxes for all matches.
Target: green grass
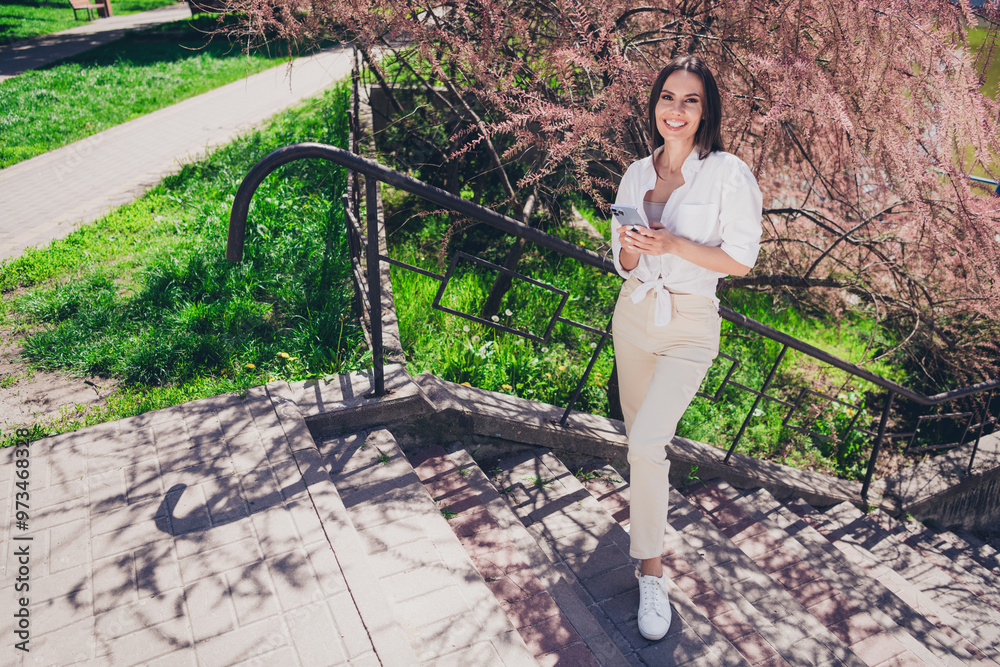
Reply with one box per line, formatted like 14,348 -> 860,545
969,26 -> 1000,99
387,197 -> 909,480
0,82 -> 364,447
0,0 -> 178,45
390,219 -> 620,418
0,19 -> 290,168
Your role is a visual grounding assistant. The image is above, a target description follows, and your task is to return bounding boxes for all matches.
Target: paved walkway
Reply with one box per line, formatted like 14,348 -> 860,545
0,3 -> 195,81
0,379 -> 395,665
0,45 -> 353,262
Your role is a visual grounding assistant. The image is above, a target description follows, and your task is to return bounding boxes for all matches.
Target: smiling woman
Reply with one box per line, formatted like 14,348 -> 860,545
609,54 -> 763,643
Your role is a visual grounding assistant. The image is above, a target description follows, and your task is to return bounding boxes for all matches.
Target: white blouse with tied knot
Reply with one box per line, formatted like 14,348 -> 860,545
611,147 -> 764,326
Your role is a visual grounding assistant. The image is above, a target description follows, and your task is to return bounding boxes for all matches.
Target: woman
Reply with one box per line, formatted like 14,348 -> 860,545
611,55 -> 762,641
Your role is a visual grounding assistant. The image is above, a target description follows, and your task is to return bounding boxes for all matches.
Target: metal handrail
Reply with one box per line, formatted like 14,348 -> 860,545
227,142 -> 999,503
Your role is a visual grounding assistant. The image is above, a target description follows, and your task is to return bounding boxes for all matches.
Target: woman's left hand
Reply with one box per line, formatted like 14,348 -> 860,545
622,225 -> 678,256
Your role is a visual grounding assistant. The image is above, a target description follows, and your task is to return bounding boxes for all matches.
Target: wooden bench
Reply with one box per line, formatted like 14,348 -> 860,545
69,0 -> 110,20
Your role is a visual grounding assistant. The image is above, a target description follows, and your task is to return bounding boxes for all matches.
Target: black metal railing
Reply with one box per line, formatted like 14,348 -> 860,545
227,142 -> 999,504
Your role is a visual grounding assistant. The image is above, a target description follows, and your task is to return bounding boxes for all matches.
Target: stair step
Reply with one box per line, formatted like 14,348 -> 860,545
667,481 -> 886,667
826,502 -> 1000,664
259,384 -> 418,666
406,445 -> 627,666
320,429 -> 536,665
490,450 -> 751,666
904,523 -> 1000,583
867,510 -> 1000,623
723,485 -> 972,666
787,498 -> 1000,665
949,527 -> 1000,577
580,466 -> 886,667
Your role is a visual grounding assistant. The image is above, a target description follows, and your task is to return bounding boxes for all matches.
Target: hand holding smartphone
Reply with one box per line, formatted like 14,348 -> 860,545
610,205 -> 648,230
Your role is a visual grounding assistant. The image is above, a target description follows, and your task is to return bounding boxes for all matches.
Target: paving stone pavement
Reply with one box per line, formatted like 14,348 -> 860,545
0,383 -> 401,665
321,430 -> 536,665
3,363 -> 999,666
0,37 -> 352,262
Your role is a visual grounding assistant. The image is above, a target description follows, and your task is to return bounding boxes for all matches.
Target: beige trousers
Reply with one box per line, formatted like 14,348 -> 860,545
612,275 -> 720,559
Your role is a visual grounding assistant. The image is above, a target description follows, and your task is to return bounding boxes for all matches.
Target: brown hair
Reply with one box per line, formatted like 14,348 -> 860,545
647,55 -> 724,159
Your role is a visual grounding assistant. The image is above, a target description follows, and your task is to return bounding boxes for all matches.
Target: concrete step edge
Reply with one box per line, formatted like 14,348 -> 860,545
321,429 -> 534,665
726,485 -> 967,667
264,386 -> 420,666
494,450 -> 751,666
819,501 -> 1000,658
797,499 -> 999,664
869,509 -> 1000,620
940,526 -> 1000,577
441,447 -> 630,666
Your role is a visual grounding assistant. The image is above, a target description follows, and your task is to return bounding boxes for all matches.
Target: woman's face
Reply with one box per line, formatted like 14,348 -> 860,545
654,69 -> 705,149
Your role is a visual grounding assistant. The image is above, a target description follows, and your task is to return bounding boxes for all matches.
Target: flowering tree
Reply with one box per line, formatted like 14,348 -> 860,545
229,0 -> 1000,386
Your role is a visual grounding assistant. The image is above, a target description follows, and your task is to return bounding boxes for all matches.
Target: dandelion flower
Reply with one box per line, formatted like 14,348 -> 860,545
245,363 -> 256,369
472,335 -> 480,342
501,384 -> 512,390
541,347 -> 549,353
558,365 -> 566,371
504,309 -> 513,316
278,352 -> 290,359
590,342 -> 597,349
491,315 -> 499,322
461,382 -> 471,387
463,325 -> 470,333
289,357 -> 298,361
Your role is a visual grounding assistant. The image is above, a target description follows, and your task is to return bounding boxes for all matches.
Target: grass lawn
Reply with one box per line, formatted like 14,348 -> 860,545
969,25 -> 1000,98
0,19 -> 291,168
0,0 -> 179,45
0,81 -> 364,447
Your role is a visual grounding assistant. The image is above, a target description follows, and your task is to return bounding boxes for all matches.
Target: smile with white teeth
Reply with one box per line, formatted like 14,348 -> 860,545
664,120 -> 686,127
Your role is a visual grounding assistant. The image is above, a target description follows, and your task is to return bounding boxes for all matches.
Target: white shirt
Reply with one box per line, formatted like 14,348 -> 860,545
611,147 -> 763,325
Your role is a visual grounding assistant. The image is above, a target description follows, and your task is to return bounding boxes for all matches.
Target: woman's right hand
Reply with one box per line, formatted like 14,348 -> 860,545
617,225 -> 642,271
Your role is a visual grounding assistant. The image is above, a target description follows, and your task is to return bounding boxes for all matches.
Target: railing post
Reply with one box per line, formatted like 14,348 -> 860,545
559,317 -> 613,427
861,391 -> 896,504
967,390 -> 995,476
724,344 -> 788,464
366,177 -> 385,396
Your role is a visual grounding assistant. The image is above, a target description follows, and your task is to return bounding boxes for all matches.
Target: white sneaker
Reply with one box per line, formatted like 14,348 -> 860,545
636,571 -> 672,640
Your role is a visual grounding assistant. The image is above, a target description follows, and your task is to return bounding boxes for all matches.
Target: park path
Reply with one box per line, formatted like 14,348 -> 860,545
0,2 -> 195,81
0,42 -> 353,262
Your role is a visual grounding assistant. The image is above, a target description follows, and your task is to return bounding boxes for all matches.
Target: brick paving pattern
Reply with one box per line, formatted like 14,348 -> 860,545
0,385 -> 387,665
3,364 -> 1000,665
321,431 -> 536,665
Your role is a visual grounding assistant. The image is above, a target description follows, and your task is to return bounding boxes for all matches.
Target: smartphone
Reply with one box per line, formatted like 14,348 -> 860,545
610,204 -> 648,229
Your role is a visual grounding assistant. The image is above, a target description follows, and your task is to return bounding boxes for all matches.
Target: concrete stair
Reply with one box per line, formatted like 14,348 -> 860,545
415,450 -> 750,665
388,443 -> 1000,666
317,428 -> 537,665
785,498 -> 1000,665
10,365 -> 999,666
